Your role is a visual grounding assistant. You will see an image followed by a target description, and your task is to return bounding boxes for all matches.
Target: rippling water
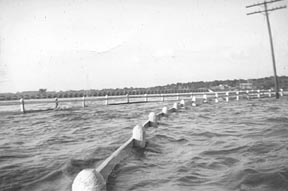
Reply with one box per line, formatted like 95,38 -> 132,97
1,97 -> 288,191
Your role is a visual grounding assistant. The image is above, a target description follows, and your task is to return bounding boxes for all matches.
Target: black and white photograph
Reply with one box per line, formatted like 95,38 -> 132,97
0,0 -> 288,191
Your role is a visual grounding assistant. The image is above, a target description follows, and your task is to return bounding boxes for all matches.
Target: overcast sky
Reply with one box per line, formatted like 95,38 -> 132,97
0,0 -> 287,93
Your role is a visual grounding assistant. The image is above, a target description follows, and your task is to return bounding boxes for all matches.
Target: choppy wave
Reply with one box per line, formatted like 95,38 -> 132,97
0,98 -> 288,191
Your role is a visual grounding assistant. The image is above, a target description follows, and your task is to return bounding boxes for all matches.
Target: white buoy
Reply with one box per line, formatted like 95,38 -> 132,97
257,90 -> 261,98
268,89 -> 272,97
55,98 -> 59,109
176,93 -> 179,100
132,125 -> 146,148
105,95 -> 108,105
148,112 -> 157,127
20,98 -> 25,113
162,106 -> 168,115
190,93 -> 193,102
72,169 -> 106,191
190,92 -> 193,98
180,99 -> 185,107
215,93 -> 219,103
192,96 -> 196,102
236,91 -> 239,101
173,102 -> 178,110
126,94 -> 130,103
280,89 -> 284,96
246,90 -> 250,100
82,96 -> 86,108
192,96 -> 197,106
225,92 -> 229,102
203,94 -> 207,103
144,94 -> 148,102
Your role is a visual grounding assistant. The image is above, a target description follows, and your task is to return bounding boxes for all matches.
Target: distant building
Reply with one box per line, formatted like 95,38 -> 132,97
210,84 -> 230,91
218,84 -> 226,90
239,82 -> 253,89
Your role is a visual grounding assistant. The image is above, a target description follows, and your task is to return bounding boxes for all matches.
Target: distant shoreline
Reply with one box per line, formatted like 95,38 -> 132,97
0,76 -> 287,101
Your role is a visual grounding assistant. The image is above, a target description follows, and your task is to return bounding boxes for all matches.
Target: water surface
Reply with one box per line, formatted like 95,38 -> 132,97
0,97 -> 288,191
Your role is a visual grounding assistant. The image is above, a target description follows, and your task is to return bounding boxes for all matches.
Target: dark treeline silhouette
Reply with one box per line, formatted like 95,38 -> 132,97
1,76 -> 287,101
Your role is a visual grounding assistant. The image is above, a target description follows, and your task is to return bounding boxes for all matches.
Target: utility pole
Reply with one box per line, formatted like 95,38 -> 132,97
246,0 -> 286,99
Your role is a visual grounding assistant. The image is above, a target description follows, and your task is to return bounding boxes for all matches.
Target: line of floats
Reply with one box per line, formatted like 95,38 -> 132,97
69,89 -> 285,191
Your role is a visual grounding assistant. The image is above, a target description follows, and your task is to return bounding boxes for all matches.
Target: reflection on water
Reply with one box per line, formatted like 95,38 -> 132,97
0,97 -> 288,191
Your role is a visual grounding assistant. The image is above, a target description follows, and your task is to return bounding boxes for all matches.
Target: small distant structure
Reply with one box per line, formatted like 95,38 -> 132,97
218,84 -> 226,90
209,84 -> 230,91
239,82 -> 253,90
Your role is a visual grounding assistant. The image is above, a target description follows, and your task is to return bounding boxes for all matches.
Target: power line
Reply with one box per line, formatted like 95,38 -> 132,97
246,0 -> 286,99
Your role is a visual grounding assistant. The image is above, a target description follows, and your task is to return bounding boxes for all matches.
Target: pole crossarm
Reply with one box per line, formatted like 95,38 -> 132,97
246,0 -> 285,8
247,5 -> 287,15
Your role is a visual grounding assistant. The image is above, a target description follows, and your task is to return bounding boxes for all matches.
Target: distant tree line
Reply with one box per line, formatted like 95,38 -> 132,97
0,76 -> 287,101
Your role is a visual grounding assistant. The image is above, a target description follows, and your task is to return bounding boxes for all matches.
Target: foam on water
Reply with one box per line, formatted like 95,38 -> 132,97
0,98 -> 288,191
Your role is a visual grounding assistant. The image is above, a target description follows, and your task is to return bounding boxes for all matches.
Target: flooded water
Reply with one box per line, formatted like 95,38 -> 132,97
0,97 -> 288,191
